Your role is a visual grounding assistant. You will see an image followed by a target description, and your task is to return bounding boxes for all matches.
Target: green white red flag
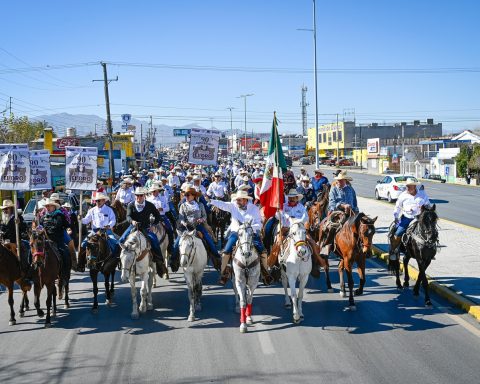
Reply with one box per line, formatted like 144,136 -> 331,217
260,113 -> 286,219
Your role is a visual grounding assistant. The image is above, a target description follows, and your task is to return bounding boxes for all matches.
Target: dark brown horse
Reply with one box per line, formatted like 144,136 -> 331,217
0,243 -> 31,325
30,229 -> 61,327
333,212 -> 377,309
110,200 -> 129,237
85,229 -> 118,313
211,201 -> 231,246
392,204 -> 438,307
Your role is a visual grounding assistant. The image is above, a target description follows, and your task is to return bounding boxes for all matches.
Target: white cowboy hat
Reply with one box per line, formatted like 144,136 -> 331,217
0,199 -> 15,209
147,171 -> 154,176
149,184 -> 163,193
286,189 -> 303,200
181,183 -> 193,192
192,175 -> 201,181
43,198 -> 60,209
214,171 -> 222,177
97,179 -> 103,184
92,192 -> 110,201
314,169 -> 324,174
161,176 -> 168,181
405,178 -> 420,186
134,187 -> 147,195
49,193 -> 62,202
233,190 -> 253,200
237,184 -> 251,191
62,202 -> 72,208
301,175 -> 310,182
123,178 -> 133,184
334,171 -> 353,181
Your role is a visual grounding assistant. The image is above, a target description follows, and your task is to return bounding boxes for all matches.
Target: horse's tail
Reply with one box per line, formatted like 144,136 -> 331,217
388,258 -> 400,275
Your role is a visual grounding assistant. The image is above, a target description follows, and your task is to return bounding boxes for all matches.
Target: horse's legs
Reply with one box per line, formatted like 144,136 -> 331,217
91,269 -> 99,312
52,284 -> 57,317
345,263 -> 356,309
7,284 -> 16,326
139,273 -> 148,314
245,274 -> 258,325
185,273 -> 195,321
147,269 -> 154,311
280,268 -> 291,308
110,270 -> 115,297
235,274 -> 248,333
297,273 -> 309,320
338,259 -> 346,298
403,254 -> 411,288
104,272 -> 113,306
355,257 -> 366,296
420,268 -> 432,307
288,273 -> 300,323
19,290 -> 27,317
45,284 -> 53,327
130,275 -> 139,320
194,275 -> 203,312
63,274 -> 70,309
232,274 -> 240,313
324,259 -> 333,292
34,282 -> 44,318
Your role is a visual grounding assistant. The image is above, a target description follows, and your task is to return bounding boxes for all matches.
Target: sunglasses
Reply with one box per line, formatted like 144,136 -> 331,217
185,193 -> 193,197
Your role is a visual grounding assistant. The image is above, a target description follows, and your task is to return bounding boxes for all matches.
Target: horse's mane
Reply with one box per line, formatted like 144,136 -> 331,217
417,206 -> 439,239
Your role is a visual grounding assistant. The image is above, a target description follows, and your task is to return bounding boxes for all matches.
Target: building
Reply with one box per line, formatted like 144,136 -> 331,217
280,135 -> 307,157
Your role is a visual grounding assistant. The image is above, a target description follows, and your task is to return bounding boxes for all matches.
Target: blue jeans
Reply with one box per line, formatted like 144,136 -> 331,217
82,228 -> 118,255
120,225 -> 161,256
224,231 -> 264,254
168,202 -> 178,220
172,224 -> 219,261
395,216 -> 414,237
63,230 -> 72,244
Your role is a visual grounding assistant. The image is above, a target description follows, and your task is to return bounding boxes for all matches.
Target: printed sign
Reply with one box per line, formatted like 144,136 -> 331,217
173,128 -> 192,137
57,137 -> 80,150
187,128 -> 220,166
30,150 -> 52,191
0,144 -> 30,190
122,114 -> 131,129
367,138 -> 380,154
65,146 -> 98,191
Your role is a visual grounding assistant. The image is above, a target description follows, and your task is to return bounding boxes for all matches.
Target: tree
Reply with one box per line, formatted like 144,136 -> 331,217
467,144 -> 480,174
455,145 -> 470,178
0,114 -> 44,144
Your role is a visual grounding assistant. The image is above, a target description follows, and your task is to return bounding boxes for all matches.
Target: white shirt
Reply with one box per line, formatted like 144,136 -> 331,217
115,187 -> 135,205
252,170 -> 262,179
147,194 -> 169,215
277,202 -> 308,227
234,175 -> 245,188
394,190 -> 431,220
193,183 -> 207,195
207,181 -> 228,198
81,204 -> 116,230
168,174 -> 181,187
210,200 -> 262,233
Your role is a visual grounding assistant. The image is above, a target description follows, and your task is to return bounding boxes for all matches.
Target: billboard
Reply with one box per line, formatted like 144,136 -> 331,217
367,138 -> 380,157
187,128 -> 220,166
0,144 -> 30,190
173,128 -> 191,137
65,146 -> 98,191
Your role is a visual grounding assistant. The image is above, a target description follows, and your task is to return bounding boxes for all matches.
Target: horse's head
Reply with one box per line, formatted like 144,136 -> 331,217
178,229 -> 196,268
289,221 -> 309,259
85,230 -> 109,270
417,204 -> 439,248
30,227 -> 47,269
238,220 -> 254,257
358,215 -> 377,256
120,230 -> 147,282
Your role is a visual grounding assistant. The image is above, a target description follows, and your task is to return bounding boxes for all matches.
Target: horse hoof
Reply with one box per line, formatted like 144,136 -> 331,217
293,317 -> 301,324
131,313 -> 139,320
92,308 -> 99,314
19,312 -> 24,318
239,323 -> 248,333
339,291 -> 346,298
188,315 -> 195,322
52,311 -> 57,318
25,306 -> 30,311
44,322 -> 52,328
9,320 -> 16,326
425,301 -> 433,308
327,288 -> 334,293
139,308 -> 147,314
246,316 -> 253,325
37,311 -> 45,318
348,305 -> 357,312
147,304 -> 154,311
354,289 -> 363,296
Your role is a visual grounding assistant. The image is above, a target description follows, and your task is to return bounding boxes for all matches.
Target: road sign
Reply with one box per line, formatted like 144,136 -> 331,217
173,128 -> 191,136
445,166 -> 449,175
122,114 -> 131,130
149,144 -> 155,152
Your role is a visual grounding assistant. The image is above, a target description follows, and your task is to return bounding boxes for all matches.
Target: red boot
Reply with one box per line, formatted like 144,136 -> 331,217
246,303 -> 252,317
240,307 -> 246,324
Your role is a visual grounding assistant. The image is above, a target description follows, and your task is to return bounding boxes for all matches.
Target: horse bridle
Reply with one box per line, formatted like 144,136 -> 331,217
179,234 -> 197,268
286,224 -> 310,261
123,231 -> 148,275
31,228 -> 47,267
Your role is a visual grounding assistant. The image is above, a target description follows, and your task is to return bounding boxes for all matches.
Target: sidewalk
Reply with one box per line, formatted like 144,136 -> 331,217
358,196 -> 480,319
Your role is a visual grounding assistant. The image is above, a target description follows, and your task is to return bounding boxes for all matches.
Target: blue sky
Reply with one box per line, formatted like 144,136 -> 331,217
0,0 -> 479,139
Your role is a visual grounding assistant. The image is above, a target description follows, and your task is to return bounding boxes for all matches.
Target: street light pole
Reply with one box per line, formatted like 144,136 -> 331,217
313,0 -> 319,168
227,107 -> 234,153
237,94 -> 254,155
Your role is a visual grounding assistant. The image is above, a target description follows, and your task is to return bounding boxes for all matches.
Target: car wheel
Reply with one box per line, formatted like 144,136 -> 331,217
387,193 -> 393,203
375,189 -> 380,200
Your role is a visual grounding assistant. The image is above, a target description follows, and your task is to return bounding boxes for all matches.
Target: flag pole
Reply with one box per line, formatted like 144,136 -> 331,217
273,112 -> 281,211
77,191 -> 83,255
13,191 -> 21,259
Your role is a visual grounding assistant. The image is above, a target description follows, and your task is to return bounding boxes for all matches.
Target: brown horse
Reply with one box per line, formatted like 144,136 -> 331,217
211,204 -> 231,246
30,229 -> 61,327
0,243 -> 31,325
306,186 -> 330,242
85,229 -> 118,313
333,212 -> 377,309
110,200 -> 129,237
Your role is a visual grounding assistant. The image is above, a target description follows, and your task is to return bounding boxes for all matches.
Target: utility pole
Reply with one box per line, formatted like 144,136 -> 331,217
237,94 -> 254,154
301,85 -> 309,136
9,96 -> 12,117
140,124 -> 143,159
401,122 -> 406,174
93,62 -> 118,183
227,107 -> 234,152
336,113 -> 340,160
313,0 -> 319,168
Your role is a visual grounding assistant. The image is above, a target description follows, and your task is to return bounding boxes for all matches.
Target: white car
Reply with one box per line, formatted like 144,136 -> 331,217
374,174 -> 421,203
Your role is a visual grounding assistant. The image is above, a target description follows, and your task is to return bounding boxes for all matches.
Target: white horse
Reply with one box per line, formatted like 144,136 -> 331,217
178,229 -> 208,322
279,220 -> 312,324
150,220 -> 170,284
232,220 -> 260,333
120,229 -> 155,319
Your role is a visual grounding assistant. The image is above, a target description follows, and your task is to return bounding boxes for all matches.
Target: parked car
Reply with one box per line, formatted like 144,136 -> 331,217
300,156 -> 311,165
427,174 -> 446,183
337,158 -> 354,166
374,174 -> 423,203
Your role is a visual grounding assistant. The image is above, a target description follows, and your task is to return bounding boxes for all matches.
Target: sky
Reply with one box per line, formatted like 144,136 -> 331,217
1,0 -> 479,141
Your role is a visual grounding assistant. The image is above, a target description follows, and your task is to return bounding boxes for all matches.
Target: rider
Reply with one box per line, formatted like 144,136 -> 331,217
80,192 -> 118,254
0,199 -> 27,244
277,189 -> 309,227
211,190 -> 272,286
207,172 -> 228,200
168,169 -> 181,188
172,187 -> 220,270
144,172 -> 156,189
147,184 -> 175,257
311,169 -> 329,197
296,167 -> 310,185
119,187 -> 168,276
115,178 -> 135,206
389,178 -> 431,260
297,176 -> 316,206
328,171 -> 358,215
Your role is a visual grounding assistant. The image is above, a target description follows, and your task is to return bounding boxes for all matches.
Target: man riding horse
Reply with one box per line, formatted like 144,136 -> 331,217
147,183 -> 175,257
115,178 -> 135,207
210,190 -> 272,286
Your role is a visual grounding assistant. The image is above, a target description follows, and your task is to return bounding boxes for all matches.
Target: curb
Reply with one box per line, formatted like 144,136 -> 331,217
372,245 -> 480,322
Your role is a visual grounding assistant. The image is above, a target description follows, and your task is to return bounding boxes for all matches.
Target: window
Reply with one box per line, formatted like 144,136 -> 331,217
338,131 -> 343,141
323,133 -> 326,143
318,134 -> 322,143
333,132 -> 337,142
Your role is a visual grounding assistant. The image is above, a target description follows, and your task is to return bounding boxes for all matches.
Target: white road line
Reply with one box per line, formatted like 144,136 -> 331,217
257,329 -> 276,355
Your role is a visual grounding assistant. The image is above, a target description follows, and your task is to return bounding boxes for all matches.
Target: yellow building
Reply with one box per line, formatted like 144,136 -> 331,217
104,133 -> 135,158
307,121 -> 349,157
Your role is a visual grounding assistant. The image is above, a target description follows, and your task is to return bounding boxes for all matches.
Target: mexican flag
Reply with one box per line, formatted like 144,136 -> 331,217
260,113 -> 287,219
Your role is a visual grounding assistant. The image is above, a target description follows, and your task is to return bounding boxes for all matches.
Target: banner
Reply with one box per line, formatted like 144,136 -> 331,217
0,144 -> 30,190
30,150 -> 52,191
65,146 -> 98,191
187,128 -> 220,166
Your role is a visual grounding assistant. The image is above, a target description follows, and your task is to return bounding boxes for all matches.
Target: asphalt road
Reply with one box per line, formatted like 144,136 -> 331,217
1,260 -> 480,384
295,164 -> 480,228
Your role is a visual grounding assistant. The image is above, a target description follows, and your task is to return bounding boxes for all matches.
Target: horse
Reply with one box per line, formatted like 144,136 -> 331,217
30,229 -> 62,327
119,229 -> 155,319
0,243 -> 31,325
149,220 -> 170,282
211,201 -> 231,246
84,230 -> 118,313
110,200 -> 129,237
232,220 -> 260,333
278,220 -> 312,323
306,186 -> 330,243
332,212 -> 377,309
177,229 -> 208,321
392,204 -> 439,307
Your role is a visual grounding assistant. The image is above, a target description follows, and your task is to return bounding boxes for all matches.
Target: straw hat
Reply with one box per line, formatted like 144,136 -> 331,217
314,169 -> 324,174
286,189 -> 303,200
184,187 -> 201,197
405,178 -> 420,186
134,187 -> 147,195
43,198 -> 60,209
181,183 -> 193,192
0,199 -> 15,209
233,190 -> 253,200
192,175 -> 201,181
334,171 -> 353,181
214,171 -> 222,177
237,184 -> 251,192
123,178 -> 133,184
149,184 -> 163,193
301,175 -> 310,182
92,192 -> 110,201
49,193 -> 62,202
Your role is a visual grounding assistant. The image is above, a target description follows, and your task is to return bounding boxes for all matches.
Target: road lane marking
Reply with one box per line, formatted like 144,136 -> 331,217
257,329 -> 276,355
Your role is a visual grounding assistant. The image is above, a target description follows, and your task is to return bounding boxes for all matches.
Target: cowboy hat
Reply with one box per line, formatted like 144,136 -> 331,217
184,187 -> 201,197
149,184 -> 163,192
97,179 -> 103,184
286,189 -> 303,200
134,187 -> 147,195
92,192 -> 110,201
237,184 -> 251,192
192,175 -> 201,181
123,178 -> 133,184
181,183 -> 193,192
62,202 -> 72,209
405,178 -> 420,186
233,190 -> 253,200
314,169 -> 324,174
49,192 -> 62,202
301,175 -> 310,182
0,199 -> 15,209
214,171 -> 222,177
43,198 -> 60,209
334,171 -> 353,181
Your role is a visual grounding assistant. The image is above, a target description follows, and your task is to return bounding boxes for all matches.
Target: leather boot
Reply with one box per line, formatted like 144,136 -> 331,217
260,251 -> 273,286
152,248 -> 168,277
218,253 -> 232,285
389,236 -> 402,261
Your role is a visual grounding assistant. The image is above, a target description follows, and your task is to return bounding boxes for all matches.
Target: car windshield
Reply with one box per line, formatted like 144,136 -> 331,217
23,199 -> 38,214
394,176 -> 418,183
